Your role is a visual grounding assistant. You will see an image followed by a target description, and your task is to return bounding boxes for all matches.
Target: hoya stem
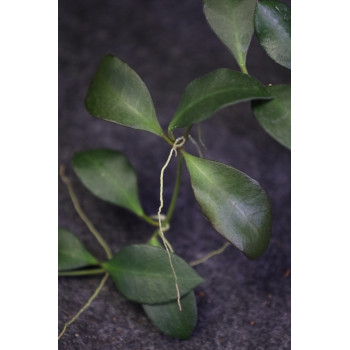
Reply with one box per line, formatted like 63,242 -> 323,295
190,242 -> 230,267
161,133 -> 174,146
60,165 -> 112,260
58,268 -> 105,277
241,63 -> 249,75
141,214 -> 160,227
164,154 -> 183,225
58,273 -> 109,340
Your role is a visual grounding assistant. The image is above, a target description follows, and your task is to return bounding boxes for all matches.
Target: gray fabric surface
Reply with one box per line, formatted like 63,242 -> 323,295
58,0 -> 291,348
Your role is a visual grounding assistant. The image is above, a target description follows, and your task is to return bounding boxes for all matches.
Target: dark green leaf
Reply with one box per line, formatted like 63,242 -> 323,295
252,84 -> 291,149
254,0 -> 291,69
169,69 -> 271,131
73,149 -> 144,216
103,245 -> 204,304
85,54 -> 163,136
204,0 -> 256,72
143,291 -> 197,340
58,228 -> 99,271
183,153 -> 271,259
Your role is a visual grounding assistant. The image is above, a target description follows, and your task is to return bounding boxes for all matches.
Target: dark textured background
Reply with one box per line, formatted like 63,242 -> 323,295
58,0 -> 291,348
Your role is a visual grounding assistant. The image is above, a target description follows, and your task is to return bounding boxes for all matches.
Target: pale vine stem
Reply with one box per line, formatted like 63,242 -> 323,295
59,165 -> 112,260
58,273 -> 109,340
190,242 -> 230,267
188,134 -> 203,158
158,136 -> 186,311
197,123 -> 207,151
59,165 -> 113,340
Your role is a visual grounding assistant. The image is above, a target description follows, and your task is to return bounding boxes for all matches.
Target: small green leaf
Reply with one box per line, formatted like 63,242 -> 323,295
58,228 -> 99,271
169,69 -> 271,131
85,54 -> 163,136
143,291 -> 197,340
103,245 -> 204,304
73,149 -> 144,217
252,84 -> 291,149
254,0 -> 291,69
183,153 -> 271,259
204,0 -> 257,72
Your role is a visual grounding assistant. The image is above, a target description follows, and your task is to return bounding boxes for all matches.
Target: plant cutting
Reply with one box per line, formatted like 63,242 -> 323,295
58,0 -> 291,341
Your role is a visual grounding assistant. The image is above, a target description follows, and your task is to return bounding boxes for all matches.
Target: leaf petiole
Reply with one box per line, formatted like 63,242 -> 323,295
58,268 -> 106,277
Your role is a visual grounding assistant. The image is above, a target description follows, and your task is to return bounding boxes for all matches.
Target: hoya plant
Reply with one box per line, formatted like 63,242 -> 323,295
58,0 -> 290,341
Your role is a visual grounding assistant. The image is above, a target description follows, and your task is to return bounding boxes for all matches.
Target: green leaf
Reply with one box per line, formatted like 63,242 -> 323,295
103,245 -> 204,304
169,68 -> 271,131
72,149 -> 144,217
252,84 -> 291,149
254,0 -> 291,69
204,0 -> 257,72
58,228 -> 99,271
85,54 -> 163,136
143,291 -> 197,340
183,153 -> 271,259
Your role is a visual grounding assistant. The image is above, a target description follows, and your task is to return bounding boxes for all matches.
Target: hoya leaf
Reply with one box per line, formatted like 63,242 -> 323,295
58,228 -> 99,271
252,84 -> 291,149
85,54 -> 163,136
204,0 -> 256,72
254,0 -> 291,69
103,245 -> 204,304
169,68 -> 271,131
73,149 -> 144,217
183,153 -> 271,259
143,291 -> 197,340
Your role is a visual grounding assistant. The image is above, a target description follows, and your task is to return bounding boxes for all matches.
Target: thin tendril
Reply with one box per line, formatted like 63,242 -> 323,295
197,123 -> 207,151
190,242 -> 230,267
158,137 -> 185,311
59,165 -> 112,259
58,273 -> 109,340
188,134 -> 203,158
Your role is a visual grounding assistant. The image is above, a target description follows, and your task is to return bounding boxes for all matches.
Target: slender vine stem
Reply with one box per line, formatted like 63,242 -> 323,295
58,268 -> 105,277
161,133 -> 174,146
190,242 -> 230,267
60,165 -> 112,260
184,124 -> 193,140
164,154 -> 183,225
241,63 -> 249,75
58,273 -> 109,340
141,214 -> 160,227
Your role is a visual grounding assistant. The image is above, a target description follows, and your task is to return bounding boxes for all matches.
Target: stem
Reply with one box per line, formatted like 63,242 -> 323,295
190,242 -> 230,267
58,268 -> 105,277
164,154 -> 183,225
241,63 -> 249,75
161,133 -> 174,146
184,124 -> 193,140
58,273 -> 109,340
60,165 -> 113,260
140,214 -> 160,227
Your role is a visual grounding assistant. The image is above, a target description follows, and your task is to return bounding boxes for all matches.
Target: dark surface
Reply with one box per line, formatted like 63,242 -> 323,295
58,0 -> 291,349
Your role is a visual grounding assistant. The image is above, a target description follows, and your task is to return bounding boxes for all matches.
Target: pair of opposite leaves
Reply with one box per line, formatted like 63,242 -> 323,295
85,1 -> 290,150
58,228 -> 201,339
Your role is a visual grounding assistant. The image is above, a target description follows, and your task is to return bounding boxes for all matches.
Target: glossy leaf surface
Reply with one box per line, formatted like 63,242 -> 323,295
254,0 -> 291,69
58,228 -> 99,271
103,245 -> 204,304
143,291 -> 197,340
252,84 -> 291,149
184,153 -> 271,259
85,54 -> 163,136
73,149 -> 144,216
204,0 -> 256,72
169,68 -> 271,131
